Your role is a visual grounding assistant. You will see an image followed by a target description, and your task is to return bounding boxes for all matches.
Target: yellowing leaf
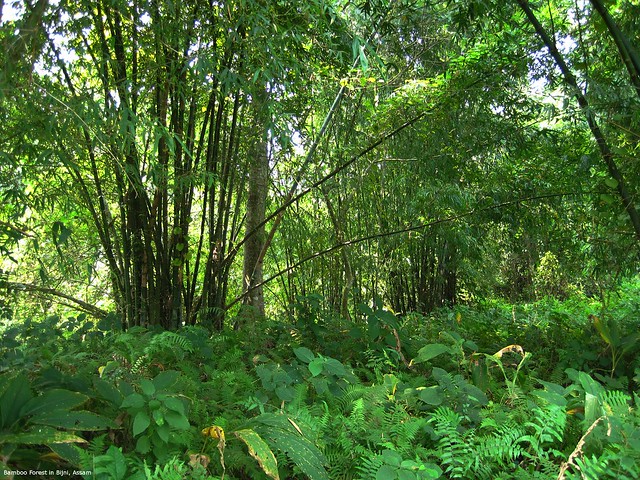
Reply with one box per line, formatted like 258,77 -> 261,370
493,344 -> 524,358
591,314 -> 612,346
202,426 -> 226,472
188,453 -> 210,469
202,425 -> 225,441
233,429 -> 279,480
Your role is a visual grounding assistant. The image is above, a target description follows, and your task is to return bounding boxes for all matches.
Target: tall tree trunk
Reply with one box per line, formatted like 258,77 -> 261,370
321,188 -> 353,320
243,94 -> 269,315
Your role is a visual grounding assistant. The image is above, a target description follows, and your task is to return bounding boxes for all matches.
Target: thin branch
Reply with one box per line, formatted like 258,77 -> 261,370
228,191 -> 597,308
0,220 -> 33,238
516,0 -> 640,241
224,111 -> 427,268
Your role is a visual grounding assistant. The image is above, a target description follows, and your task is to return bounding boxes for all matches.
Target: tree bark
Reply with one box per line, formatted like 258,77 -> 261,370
242,91 -> 269,315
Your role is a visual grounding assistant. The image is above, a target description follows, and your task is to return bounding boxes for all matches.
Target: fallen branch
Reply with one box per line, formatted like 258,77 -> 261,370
4,281 -> 108,319
557,416 -> 605,480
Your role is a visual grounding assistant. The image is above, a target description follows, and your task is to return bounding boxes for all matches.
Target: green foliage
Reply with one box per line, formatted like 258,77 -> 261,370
1,279 -> 640,478
0,372 -> 114,472
120,371 -> 191,463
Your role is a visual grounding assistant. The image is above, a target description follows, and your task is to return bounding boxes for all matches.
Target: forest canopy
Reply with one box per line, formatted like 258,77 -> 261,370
1,1 -> 640,479
1,0 -> 639,327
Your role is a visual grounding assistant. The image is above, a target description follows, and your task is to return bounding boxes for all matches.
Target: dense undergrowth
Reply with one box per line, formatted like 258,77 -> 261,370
1,280 -> 639,479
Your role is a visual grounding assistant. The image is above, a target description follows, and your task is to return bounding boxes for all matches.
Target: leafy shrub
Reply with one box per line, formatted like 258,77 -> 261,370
120,370 -> 191,463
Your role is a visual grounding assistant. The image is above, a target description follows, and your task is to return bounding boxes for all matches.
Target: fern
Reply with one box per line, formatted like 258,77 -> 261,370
600,389 -> 632,417
521,403 -> 566,461
356,454 -> 385,480
73,434 -> 109,472
430,406 -> 475,479
476,421 -> 527,470
144,331 -> 194,363
569,453 -> 613,480
130,354 -> 148,374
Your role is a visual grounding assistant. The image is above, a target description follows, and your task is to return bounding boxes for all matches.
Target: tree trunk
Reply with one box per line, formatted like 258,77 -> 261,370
242,94 -> 269,315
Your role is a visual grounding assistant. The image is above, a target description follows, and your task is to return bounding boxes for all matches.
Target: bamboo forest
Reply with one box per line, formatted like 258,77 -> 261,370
1,0 -> 639,478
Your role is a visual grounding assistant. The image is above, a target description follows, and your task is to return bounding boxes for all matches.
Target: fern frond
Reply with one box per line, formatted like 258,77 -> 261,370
356,454 -> 384,480
144,331 -> 194,362
601,390 -> 632,417
334,385 -> 362,411
130,354 -> 148,374
477,421 -> 526,469
430,406 -> 474,479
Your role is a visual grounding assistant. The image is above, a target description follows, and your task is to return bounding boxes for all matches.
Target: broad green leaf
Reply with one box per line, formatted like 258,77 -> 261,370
418,386 -> 444,406
463,384 -> 488,406
420,463 -> 443,479
533,389 -> 567,407
261,429 -> 328,480
0,426 -> 85,445
234,429 -> 280,480
578,372 -> 605,398
308,358 -> 324,377
152,371 -> 180,391
376,465 -> 397,480
20,389 -> 88,417
384,374 -> 400,395
30,410 -> 114,430
136,435 -> 151,454
367,317 -> 381,341
275,385 -> 295,402
381,449 -> 402,467
1,374 -> 33,429
600,193 -> 615,205
162,396 -> 185,414
583,392 -> 601,433
413,344 -> 450,364
357,304 -> 373,316
604,178 -> 618,189
133,411 -> 151,436
49,443 -> 84,467
93,378 -> 124,406
323,358 -> 347,377
293,347 -> 315,364
377,309 -> 399,329
156,423 -> 170,443
140,379 -> 155,397
164,410 -> 189,430
310,377 -> 329,395
152,408 -> 164,426
398,470 -> 415,480
464,340 -> 479,350
121,393 -> 145,409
